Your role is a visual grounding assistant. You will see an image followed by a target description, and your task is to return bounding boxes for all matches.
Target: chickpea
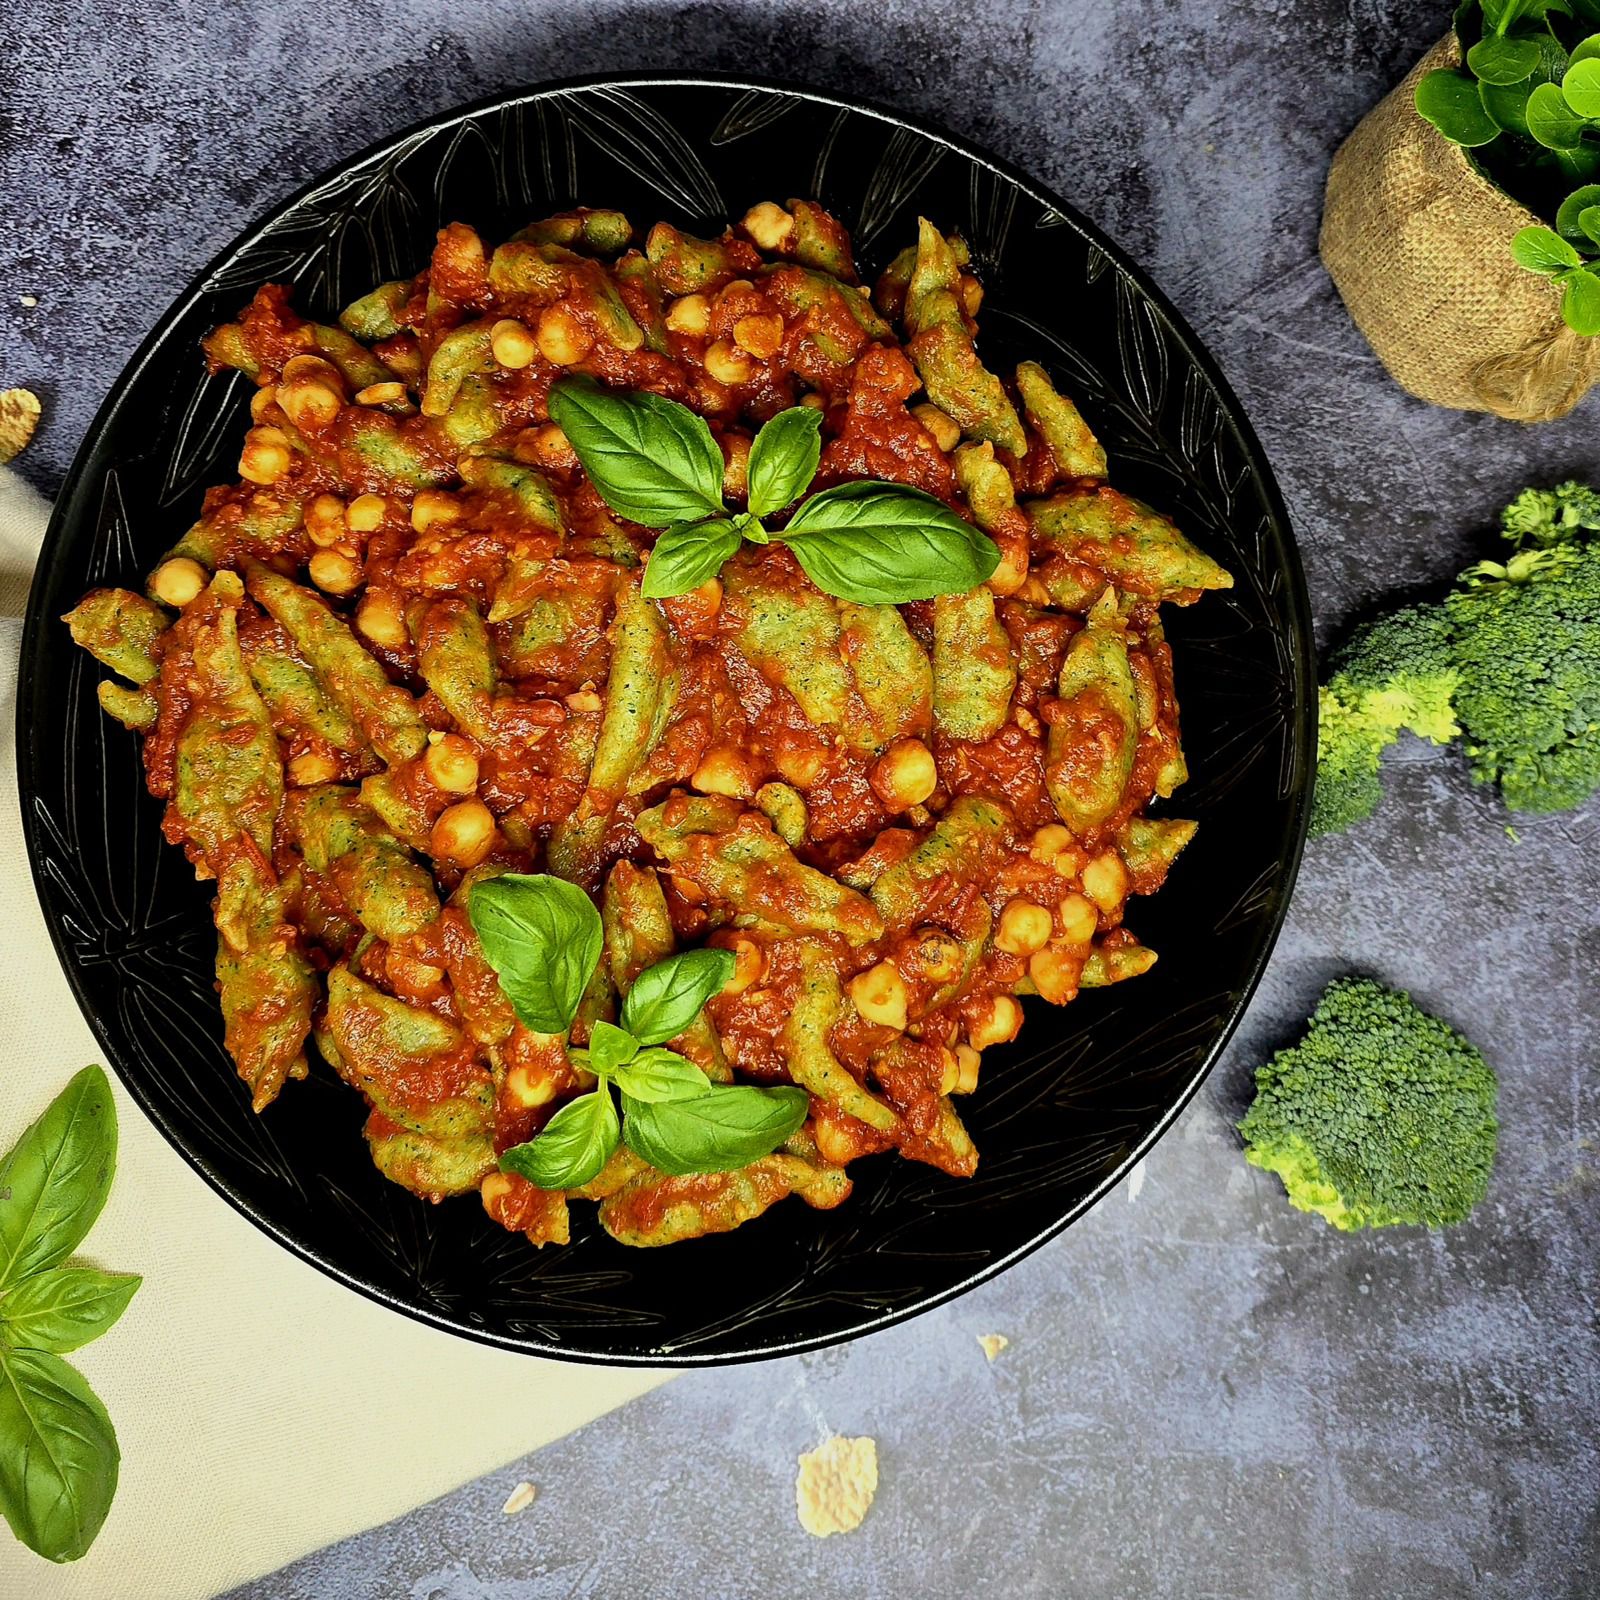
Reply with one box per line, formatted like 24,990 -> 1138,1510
286,750 -> 340,786
812,1117 -> 859,1167
387,951 -> 444,993
309,548 -> 363,596
491,317 -> 538,369
354,380 -> 409,407
303,493 -> 347,548
798,391 -> 827,411
869,738 -> 938,812
536,304 -> 593,366
954,1044 -> 982,1095
968,994 -> 1022,1049
1030,822 -> 1086,877
481,1171 -> 516,1213
938,1048 -> 960,1097
356,589 -> 409,650
1029,947 -> 1080,1004
505,1062 -> 558,1109
909,927 -> 963,983
249,386 -> 276,423
848,961 -> 908,1031
524,422 -> 577,469
773,750 -> 825,789
410,489 -> 461,533
1082,850 -> 1130,913
723,937 -> 766,996
995,899 -> 1052,956
665,293 -> 711,336
430,799 -> 496,867
988,532 -> 1029,596
691,744 -> 757,800
720,433 -> 751,499
238,425 -> 292,485
1057,892 -> 1099,947
347,493 -> 388,533
277,374 -> 342,430
733,312 -> 784,359
912,403 -> 960,452
149,556 -> 207,609
423,732 -> 479,794
742,200 -> 795,252
704,338 -> 753,386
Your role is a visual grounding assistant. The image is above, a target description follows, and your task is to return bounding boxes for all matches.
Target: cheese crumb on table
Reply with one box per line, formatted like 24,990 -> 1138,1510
795,1435 -> 878,1537
977,1333 -> 1010,1362
0,388 -> 41,465
501,1481 -> 537,1515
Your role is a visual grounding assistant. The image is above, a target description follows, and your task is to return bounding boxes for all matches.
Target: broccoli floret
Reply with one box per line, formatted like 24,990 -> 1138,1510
1239,977 -> 1498,1231
1309,606 -> 1459,836
1312,482 -> 1600,830
1447,536 -> 1600,814
1499,479 -> 1600,546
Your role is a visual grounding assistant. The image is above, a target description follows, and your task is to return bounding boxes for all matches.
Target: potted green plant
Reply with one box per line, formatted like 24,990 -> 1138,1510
1323,0 -> 1600,420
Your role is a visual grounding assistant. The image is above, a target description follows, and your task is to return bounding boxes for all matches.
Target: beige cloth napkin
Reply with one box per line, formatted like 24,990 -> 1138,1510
0,466 -> 672,1599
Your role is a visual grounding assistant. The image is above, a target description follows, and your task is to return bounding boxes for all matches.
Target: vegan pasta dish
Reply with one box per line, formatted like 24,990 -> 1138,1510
64,199 -> 1232,1248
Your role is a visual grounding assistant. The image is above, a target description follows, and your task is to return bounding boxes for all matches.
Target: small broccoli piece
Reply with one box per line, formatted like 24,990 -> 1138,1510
1312,481 -> 1600,831
1309,606 -> 1459,836
1240,977 -> 1497,1230
1499,479 -> 1600,547
1447,532 -> 1600,815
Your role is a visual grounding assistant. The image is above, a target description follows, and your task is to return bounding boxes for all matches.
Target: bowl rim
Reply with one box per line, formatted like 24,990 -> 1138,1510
17,69 -> 1316,1364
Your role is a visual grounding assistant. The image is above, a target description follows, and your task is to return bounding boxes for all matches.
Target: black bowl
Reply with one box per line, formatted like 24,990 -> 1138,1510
18,75 -> 1314,1364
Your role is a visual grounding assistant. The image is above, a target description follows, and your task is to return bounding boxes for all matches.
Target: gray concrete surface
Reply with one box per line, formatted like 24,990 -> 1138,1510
5,2 -> 1598,1596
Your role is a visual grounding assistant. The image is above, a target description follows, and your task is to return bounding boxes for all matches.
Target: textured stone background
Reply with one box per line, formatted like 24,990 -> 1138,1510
5,2 -> 1599,1597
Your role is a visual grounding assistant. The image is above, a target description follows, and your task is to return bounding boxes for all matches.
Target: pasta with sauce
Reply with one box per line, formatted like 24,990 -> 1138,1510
63,200 -> 1232,1248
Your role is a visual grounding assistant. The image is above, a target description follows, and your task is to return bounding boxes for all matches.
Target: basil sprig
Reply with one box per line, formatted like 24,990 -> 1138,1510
546,377 -> 999,603
0,1066 -> 140,1564
467,875 -> 808,1188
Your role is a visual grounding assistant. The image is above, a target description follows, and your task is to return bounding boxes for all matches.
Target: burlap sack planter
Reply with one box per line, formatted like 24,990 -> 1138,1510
1322,34 -> 1600,422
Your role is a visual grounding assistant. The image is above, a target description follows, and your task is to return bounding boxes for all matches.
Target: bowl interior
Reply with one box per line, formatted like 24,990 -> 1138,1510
18,77 -> 1313,1363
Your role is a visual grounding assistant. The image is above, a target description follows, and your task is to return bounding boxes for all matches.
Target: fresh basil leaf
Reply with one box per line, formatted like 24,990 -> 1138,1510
468,874 -> 603,1034
586,1020 -> 639,1077
1579,204 -> 1600,245
1562,265 -> 1600,333
0,1346 -> 119,1562
779,481 -> 1000,604
746,407 -> 823,517
1469,34 -> 1540,84
1564,56 -> 1600,116
1415,68 -> 1503,145
640,517 -> 743,599
0,1267 -> 140,1355
1478,74 -> 1534,136
547,379 -> 725,528
1512,224 -> 1584,274
1572,31 -> 1600,66
499,1089 -> 619,1189
621,948 -> 737,1046
0,1067 -> 116,1292
620,1084 -> 810,1176
1557,183 -> 1600,238
608,1048 -> 713,1104
1527,81 -> 1588,148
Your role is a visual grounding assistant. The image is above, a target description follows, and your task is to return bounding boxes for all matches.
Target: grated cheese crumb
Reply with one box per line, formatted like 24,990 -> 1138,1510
501,1481 -> 537,1515
795,1434 -> 878,1537
0,389 -> 40,465
977,1333 -> 1009,1362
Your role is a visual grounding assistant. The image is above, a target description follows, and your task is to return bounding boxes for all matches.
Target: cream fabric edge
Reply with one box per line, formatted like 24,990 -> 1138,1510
0,466 -> 672,1599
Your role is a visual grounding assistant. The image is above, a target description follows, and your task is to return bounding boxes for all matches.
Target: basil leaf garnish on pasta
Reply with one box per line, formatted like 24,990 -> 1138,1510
468,873 -> 604,1034
549,379 -> 997,604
